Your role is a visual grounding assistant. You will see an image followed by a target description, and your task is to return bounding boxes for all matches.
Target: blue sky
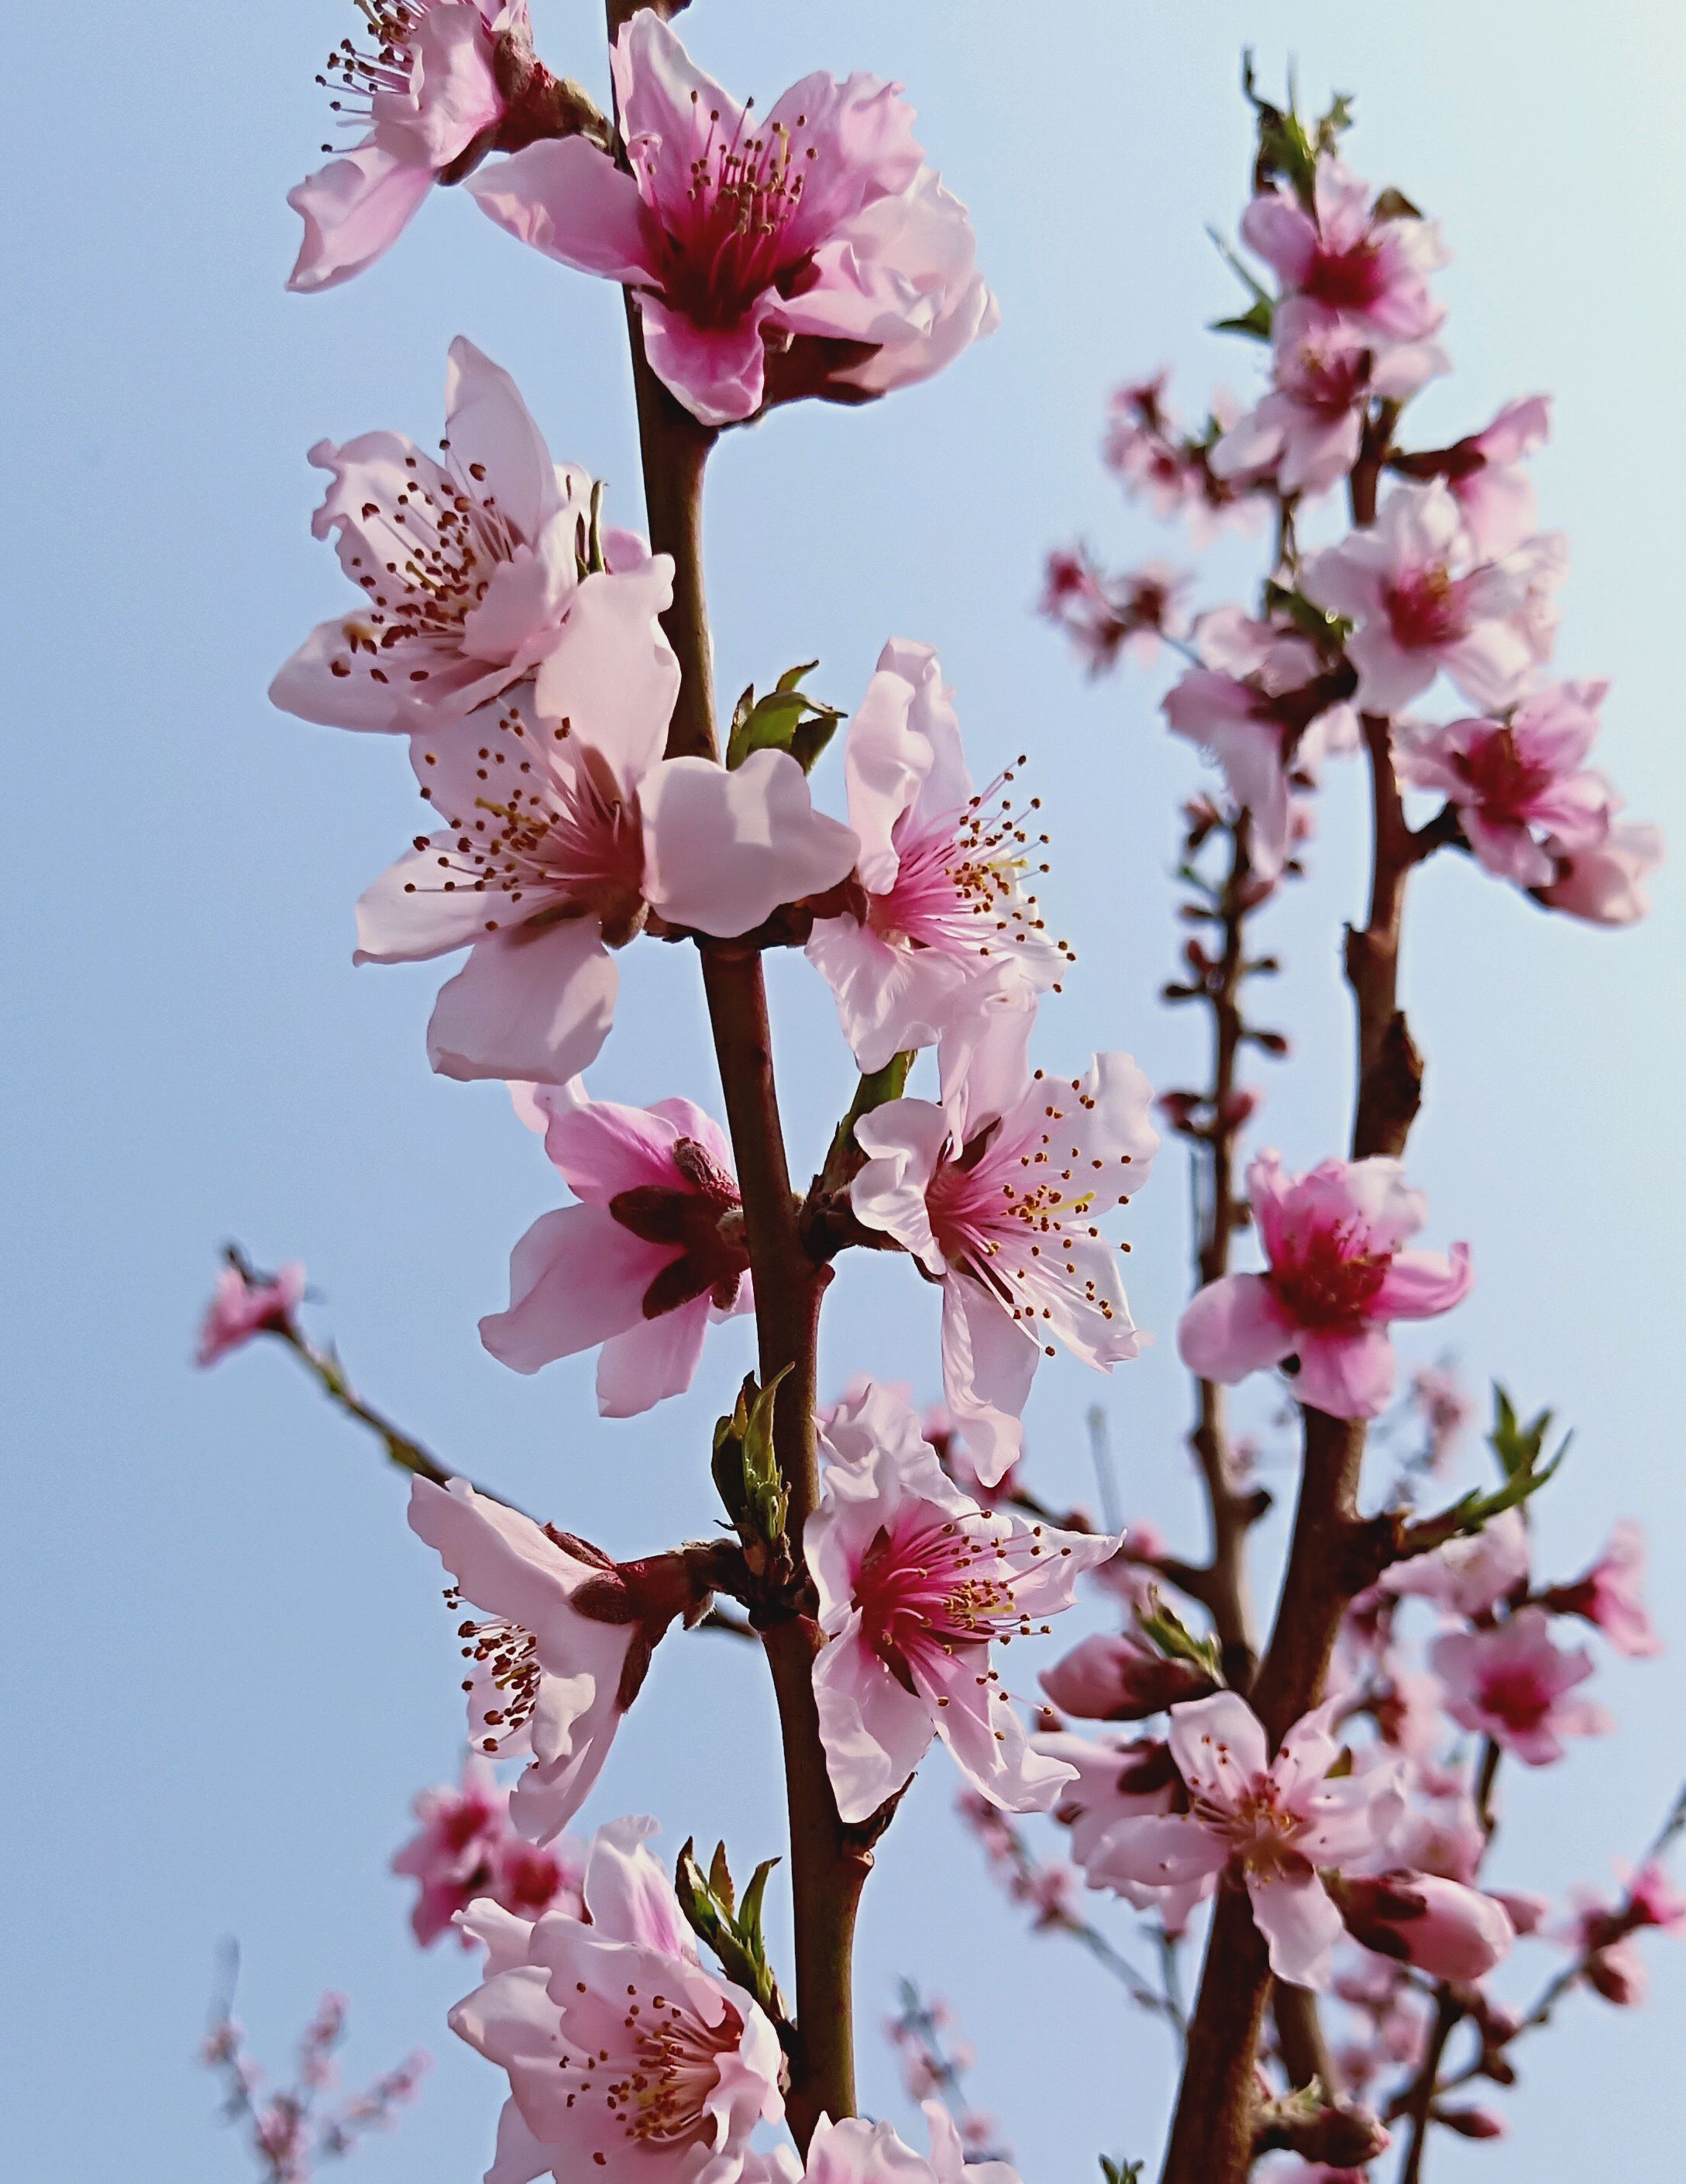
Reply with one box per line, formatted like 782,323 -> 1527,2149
6,2 -> 1684,2179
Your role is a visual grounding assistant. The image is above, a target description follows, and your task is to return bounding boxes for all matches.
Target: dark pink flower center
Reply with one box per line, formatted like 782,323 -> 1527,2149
414,707 -> 650,945
854,1511 -> 1049,1688
653,96 -> 820,328
1383,565 -> 1472,653
1304,236 -> 1388,312
1476,1664 -> 1552,1734
1284,337 -> 1369,416
1452,727 -> 1554,823
869,774 -> 1061,971
562,1987 -> 745,2148
498,1844 -> 563,1915
1269,1221 -> 1392,1332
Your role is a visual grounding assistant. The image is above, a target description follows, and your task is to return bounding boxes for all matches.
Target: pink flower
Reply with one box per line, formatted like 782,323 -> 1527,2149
850,1001 -> 1158,1483
197,1259 -> 306,1366
287,1 -> 514,293
480,1083 -> 751,1415
800,2105 -> 1020,2184
1538,816 -> 1664,926
1396,680 -> 1614,887
1544,1521 -> 1664,1659
1443,396 -> 1553,560
1385,1507 -> 1530,1620
1038,1630 -> 1216,1722
1040,549 -> 1191,673
806,1383 -> 1114,1822
270,338 -> 644,738
466,14 -> 995,427
1302,483 -> 1562,715
1430,1608 -> 1612,1766
1212,299 -> 1446,497
1033,1729 -> 1194,1885
449,1817 -> 784,2184
1103,375 -> 1270,532
1089,1692 -> 1404,1988
1162,608 -> 1356,880
408,1478 -> 669,1842
1333,1870 -> 1515,1982
353,662 -> 857,1089
393,1755 -> 585,1945
1557,1862 -> 1686,2008
807,642 -> 1064,1069
1240,157 -> 1448,344
1177,1151 -> 1472,1420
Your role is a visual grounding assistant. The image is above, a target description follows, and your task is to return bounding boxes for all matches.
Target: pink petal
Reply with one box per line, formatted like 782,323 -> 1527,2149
466,136 -> 656,282
1168,1690 -> 1269,1797
1294,1324 -> 1398,1419
1176,1273 -> 1295,1385
1089,1812 -> 1232,1889
1373,1242 -> 1474,1321
427,921 -> 618,1087
354,837 -> 510,963
286,144 -> 433,294
444,336 -> 570,552
642,748 -> 859,935
806,915 -> 972,1072
532,563 -> 680,791
850,1097 -> 951,1269
813,1614 -> 938,1824
637,296 -> 773,427
938,1274 -> 1039,1488
478,1204 -> 659,1373
1247,1867 -> 1344,1989
594,1300 -> 711,1418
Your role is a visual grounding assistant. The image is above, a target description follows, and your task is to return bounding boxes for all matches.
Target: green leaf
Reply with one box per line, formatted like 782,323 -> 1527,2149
1372,184 -> 1423,222
1100,2159 -> 1144,2184
707,1840 -> 735,1917
1137,1589 -> 1226,1685
1210,298 -> 1275,343
673,1841 -> 786,2019
1405,1385 -> 1571,1554
725,664 -> 845,773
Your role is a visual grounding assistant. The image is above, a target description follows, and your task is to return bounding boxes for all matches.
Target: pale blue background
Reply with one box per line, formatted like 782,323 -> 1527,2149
6,2 -> 1683,2178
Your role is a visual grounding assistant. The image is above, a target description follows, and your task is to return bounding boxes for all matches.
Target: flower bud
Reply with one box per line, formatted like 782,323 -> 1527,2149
1333,1871 -> 1515,1982
1039,1631 -> 1217,1722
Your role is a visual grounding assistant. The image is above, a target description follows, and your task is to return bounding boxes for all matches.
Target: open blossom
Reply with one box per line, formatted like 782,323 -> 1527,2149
196,1260 -> 305,1366
1240,156 -> 1447,344
1103,374 -> 1268,532
800,2106 -> 1019,2184
1395,680 -> 1614,888
393,1755 -> 583,1945
480,1083 -> 750,1415
1039,549 -> 1191,673
1331,1870 -> 1514,1982
467,12 -> 995,427
408,1478 -> 669,1844
1539,815 -> 1664,927
287,1 -> 518,292
1212,298 -> 1446,497
1178,1151 -> 1472,1419
1163,607 -> 1357,880
1440,395 -> 1553,560
353,646 -> 856,1089
807,641 -> 1064,1070
1302,482 -> 1564,715
1544,1521 -> 1663,1658
1385,1507 -> 1530,1620
270,338 -> 645,738
449,1817 -> 784,2184
806,1383 -> 1114,1823
1034,1730 -> 1215,1927
851,1001 -> 1158,1483
1088,1693 -> 1404,1989
1430,1607 -> 1611,1766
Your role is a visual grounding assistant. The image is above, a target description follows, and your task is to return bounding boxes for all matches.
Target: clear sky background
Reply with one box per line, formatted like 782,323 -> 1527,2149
6,3 -> 1684,2179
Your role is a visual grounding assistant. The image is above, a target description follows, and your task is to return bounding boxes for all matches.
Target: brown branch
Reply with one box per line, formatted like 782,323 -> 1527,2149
611,147 -> 866,2144
1160,413 -> 1422,2184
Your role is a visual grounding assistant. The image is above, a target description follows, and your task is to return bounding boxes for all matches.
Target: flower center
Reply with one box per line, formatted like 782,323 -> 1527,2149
1305,236 -> 1388,312
412,703 -> 650,945
869,766 -> 1072,982
1477,1664 -> 1552,1734
854,1512 -> 1057,1688
1454,725 -> 1554,821
1269,1220 -> 1392,1331
561,1988 -> 744,2148
652,95 -> 819,327
1384,565 -> 1471,652
924,1073 -> 1134,1344
446,1587 -> 542,1756
314,2 -> 429,139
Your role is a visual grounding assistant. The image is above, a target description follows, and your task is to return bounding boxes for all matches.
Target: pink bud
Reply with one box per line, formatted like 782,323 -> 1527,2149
1038,1631 -> 1216,1721
1335,1871 -> 1515,1982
